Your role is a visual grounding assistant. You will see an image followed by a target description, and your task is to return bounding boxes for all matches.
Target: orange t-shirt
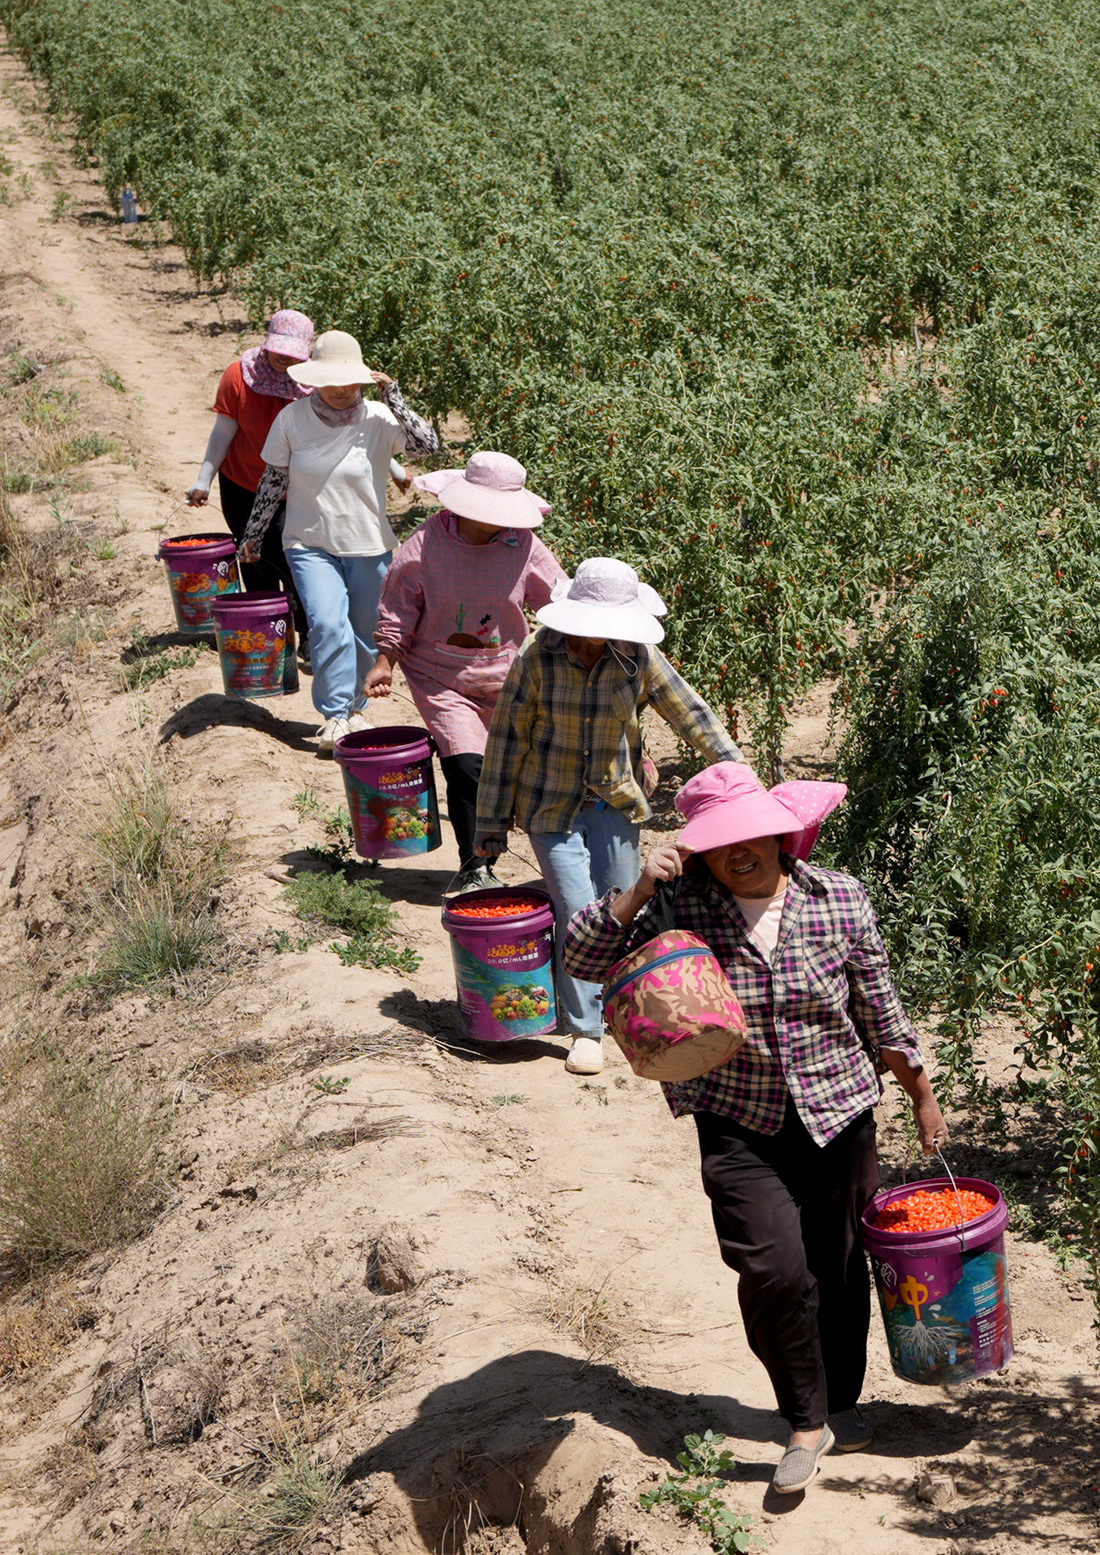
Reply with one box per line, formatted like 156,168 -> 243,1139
213,360 -> 297,493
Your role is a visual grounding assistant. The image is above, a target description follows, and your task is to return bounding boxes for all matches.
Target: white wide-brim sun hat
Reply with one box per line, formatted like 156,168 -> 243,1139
414,450 -> 550,529
287,329 -> 373,388
536,558 -> 667,644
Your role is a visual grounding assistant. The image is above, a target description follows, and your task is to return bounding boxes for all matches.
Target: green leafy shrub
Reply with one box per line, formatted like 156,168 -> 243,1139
640,1431 -> 757,1553
282,872 -> 421,975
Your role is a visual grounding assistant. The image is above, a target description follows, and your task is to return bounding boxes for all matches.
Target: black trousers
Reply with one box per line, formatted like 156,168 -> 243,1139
440,752 -> 482,870
694,1103 -> 879,1431
217,472 -> 307,637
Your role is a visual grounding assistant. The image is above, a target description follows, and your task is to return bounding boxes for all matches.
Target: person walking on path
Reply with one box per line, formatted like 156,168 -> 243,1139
186,310 -> 314,626
562,761 -> 949,1493
240,330 -> 438,752
474,558 -> 741,1075
366,451 -> 566,890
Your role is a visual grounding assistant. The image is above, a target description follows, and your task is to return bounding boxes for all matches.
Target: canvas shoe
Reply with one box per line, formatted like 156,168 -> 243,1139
454,863 -> 502,895
828,1408 -> 873,1452
345,710 -> 371,734
564,1036 -> 604,1075
771,1424 -> 834,1494
315,716 -> 350,754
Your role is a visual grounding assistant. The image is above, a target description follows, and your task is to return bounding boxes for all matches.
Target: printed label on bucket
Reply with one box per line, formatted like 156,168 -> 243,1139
451,939 -> 555,1041
217,619 -> 297,699
871,1247 -> 1012,1383
344,770 -> 437,854
169,558 -> 240,630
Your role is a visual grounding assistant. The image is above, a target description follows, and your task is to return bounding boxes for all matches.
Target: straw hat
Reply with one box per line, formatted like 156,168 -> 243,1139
287,330 -> 372,387
535,558 -> 667,644
414,451 -> 550,529
676,762 -> 847,859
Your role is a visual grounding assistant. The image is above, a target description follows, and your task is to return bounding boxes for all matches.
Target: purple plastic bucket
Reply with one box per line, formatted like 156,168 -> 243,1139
862,1176 -> 1013,1385
158,533 -> 240,634
211,592 -> 298,699
441,888 -> 557,1044
334,727 -> 441,859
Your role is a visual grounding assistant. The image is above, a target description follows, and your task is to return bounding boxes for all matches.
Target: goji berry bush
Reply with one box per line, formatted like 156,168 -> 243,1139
4,0 -> 1100,1301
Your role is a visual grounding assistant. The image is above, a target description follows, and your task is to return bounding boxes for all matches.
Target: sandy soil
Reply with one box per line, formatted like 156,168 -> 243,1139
0,39 -> 1097,1555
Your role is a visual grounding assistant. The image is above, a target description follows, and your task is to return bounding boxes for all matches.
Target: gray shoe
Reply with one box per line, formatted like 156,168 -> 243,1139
828,1408 -> 872,1452
772,1424 -> 834,1494
454,864 -> 501,894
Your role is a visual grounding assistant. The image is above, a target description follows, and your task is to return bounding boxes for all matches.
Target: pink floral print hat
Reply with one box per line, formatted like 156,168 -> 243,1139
414,451 -> 550,528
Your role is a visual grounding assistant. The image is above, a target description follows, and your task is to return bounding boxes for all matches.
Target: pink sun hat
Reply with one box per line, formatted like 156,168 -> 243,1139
260,309 -> 314,362
413,450 -> 550,529
676,762 -> 847,860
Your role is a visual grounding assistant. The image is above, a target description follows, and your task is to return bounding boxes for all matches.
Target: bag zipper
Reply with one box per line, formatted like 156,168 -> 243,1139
602,944 -> 711,1007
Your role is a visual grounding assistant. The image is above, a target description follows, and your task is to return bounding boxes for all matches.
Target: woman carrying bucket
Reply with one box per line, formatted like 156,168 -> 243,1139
561,762 -> 949,1494
474,558 -> 741,1076
186,310 -> 314,624
365,451 -> 566,892
240,331 -> 438,753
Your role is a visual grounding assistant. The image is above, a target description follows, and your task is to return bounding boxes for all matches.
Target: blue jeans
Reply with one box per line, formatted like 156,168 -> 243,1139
285,548 -> 390,719
530,805 -> 641,1040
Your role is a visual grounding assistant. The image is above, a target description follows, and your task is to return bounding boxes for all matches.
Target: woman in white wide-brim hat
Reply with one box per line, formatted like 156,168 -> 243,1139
240,330 -> 438,751
366,451 -> 567,890
474,557 -> 742,1075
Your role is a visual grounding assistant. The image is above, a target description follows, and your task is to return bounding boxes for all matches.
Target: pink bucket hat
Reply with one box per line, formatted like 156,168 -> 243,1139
413,451 -> 550,529
536,558 -> 667,643
676,762 -> 847,860
261,309 -> 314,361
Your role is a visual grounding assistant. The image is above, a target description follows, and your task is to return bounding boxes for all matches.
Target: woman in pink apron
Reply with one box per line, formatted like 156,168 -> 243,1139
366,451 -> 566,891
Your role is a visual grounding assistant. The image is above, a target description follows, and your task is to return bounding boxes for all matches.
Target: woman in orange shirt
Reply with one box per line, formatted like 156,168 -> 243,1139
186,310 -> 314,603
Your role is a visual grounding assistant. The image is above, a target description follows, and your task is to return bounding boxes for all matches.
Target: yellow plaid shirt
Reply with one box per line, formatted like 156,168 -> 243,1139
475,628 -> 741,839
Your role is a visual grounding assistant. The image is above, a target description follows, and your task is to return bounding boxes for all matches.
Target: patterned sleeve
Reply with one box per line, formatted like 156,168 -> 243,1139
523,536 -> 568,610
379,381 -> 439,457
241,464 -> 289,552
845,888 -> 923,1068
645,649 -> 742,764
374,532 -> 425,658
561,890 -> 650,981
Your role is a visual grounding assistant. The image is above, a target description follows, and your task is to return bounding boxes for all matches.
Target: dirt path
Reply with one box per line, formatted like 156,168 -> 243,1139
0,40 -> 1097,1555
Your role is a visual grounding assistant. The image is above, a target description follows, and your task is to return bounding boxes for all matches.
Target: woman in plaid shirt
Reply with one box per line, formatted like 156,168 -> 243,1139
475,559 -> 740,1076
562,761 -> 948,1494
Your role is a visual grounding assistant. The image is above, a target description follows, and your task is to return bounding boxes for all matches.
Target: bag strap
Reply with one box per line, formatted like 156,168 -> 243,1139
621,873 -> 681,955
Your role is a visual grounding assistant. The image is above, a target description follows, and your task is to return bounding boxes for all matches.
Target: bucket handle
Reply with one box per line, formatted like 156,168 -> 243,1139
889,1140 -> 972,1250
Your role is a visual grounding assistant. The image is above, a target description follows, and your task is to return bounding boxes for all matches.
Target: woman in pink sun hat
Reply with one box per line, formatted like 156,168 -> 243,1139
366,451 -> 566,889
563,760 -> 948,1495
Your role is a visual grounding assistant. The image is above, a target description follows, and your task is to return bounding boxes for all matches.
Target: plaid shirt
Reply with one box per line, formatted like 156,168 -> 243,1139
562,858 -> 923,1145
475,628 -> 740,839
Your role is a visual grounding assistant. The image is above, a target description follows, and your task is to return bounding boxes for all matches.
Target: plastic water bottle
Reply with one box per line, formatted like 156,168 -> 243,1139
120,187 -> 138,224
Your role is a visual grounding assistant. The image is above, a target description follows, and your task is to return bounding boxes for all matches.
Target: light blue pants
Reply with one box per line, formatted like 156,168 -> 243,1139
285,548 -> 391,719
530,805 -> 641,1040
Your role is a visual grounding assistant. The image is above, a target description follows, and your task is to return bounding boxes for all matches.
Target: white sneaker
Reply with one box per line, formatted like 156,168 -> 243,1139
565,1036 -> 604,1075
316,716 -> 350,753
345,710 -> 371,734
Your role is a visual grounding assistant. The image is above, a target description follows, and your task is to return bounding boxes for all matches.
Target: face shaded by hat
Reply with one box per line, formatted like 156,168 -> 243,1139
675,762 -> 847,860
535,558 -> 668,644
413,451 -> 550,529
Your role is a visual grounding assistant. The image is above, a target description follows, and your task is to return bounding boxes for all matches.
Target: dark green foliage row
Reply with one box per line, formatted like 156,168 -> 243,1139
5,0 -> 1100,1288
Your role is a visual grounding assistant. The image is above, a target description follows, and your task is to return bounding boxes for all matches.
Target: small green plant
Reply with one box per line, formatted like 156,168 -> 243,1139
63,431 -> 117,463
99,364 -> 126,393
89,535 -> 117,560
310,1074 -> 350,1095
282,871 -> 421,974
121,632 -> 205,689
270,928 -> 314,954
50,187 -> 72,219
490,1093 -> 528,1107
292,788 -> 355,872
7,353 -> 40,386
640,1432 -> 758,1554
578,1082 -> 608,1106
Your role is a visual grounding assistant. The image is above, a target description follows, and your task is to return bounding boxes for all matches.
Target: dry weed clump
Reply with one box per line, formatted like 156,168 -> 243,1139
87,1328 -> 227,1447
0,1282 -> 96,1378
537,1273 -> 624,1363
87,762 -> 235,992
0,1057 -> 171,1269
283,1292 -> 413,1417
